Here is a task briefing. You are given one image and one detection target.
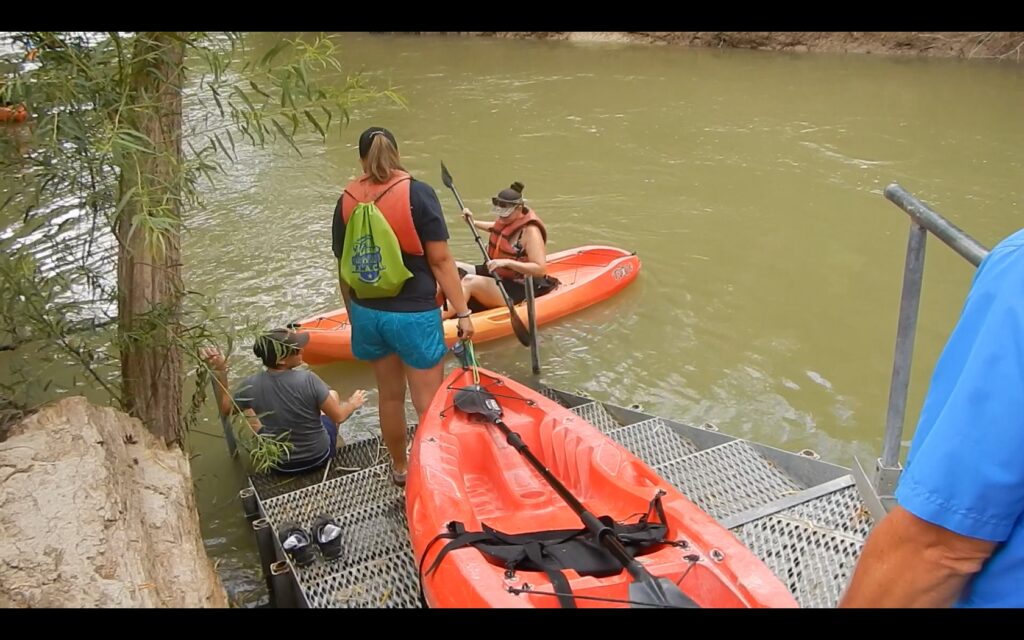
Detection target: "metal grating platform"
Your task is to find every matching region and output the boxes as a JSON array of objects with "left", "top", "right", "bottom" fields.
[
  {"left": 248, "top": 387, "right": 873, "bottom": 608},
  {"left": 606, "top": 418, "right": 699, "bottom": 466},
  {"left": 731, "top": 486, "right": 872, "bottom": 608},
  {"left": 259, "top": 464, "right": 421, "bottom": 608},
  {"left": 250, "top": 425, "right": 416, "bottom": 500},
  {"left": 304, "top": 551, "right": 421, "bottom": 608},
  {"left": 538, "top": 387, "right": 571, "bottom": 405},
  {"left": 655, "top": 440, "right": 803, "bottom": 521},
  {"left": 569, "top": 401, "right": 625, "bottom": 433}
]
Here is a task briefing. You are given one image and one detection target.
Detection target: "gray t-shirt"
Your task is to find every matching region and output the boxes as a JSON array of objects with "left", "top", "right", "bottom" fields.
[{"left": 233, "top": 368, "right": 330, "bottom": 464}]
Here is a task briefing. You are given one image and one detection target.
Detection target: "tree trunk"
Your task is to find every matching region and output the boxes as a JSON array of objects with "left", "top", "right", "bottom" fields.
[{"left": 116, "top": 33, "right": 186, "bottom": 445}]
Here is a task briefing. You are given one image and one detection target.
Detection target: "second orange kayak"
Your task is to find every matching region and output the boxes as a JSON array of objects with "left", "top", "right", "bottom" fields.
[
  {"left": 406, "top": 366, "right": 800, "bottom": 608},
  {"left": 292, "top": 245, "right": 640, "bottom": 365}
]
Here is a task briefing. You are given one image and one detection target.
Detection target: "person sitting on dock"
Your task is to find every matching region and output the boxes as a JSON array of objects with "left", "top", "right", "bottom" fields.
[
  {"left": 840, "top": 228, "right": 1024, "bottom": 608},
  {"left": 201, "top": 328, "right": 367, "bottom": 473},
  {"left": 444, "top": 181, "right": 558, "bottom": 318}
]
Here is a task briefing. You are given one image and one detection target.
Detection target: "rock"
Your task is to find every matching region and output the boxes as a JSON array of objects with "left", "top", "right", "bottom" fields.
[{"left": 0, "top": 397, "right": 228, "bottom": 607}]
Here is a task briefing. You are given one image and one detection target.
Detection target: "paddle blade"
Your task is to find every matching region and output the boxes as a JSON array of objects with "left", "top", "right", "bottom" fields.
[
  {"left": 440, "top": 161, "right": 454, "bottom": 189},
  {"left": 507, "top": 304, "right": 532, "bottom": 347},
  {"left": 453, "top": 384, "right": 503, "bottom": 422},
  {"left": 629, "top": 577, "right": 701, "bottom": 609}
]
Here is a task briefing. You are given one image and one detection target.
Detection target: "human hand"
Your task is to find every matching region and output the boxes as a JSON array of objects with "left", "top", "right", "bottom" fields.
[
  {"left": 485, "top": 259, "right": 510, "bottom": 272},
  {"left": 457, "top": 316, "right": 475, "bottom": 340},
  {"left": 347, "top": 389, "right": 368, "bottom": 409},
  {"left": 199, "top": 347, "right": 227, "bottom": 371}
]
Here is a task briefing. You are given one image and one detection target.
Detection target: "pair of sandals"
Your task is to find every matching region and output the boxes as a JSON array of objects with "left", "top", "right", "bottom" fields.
[{"left": 278, "top": 514, "right": 343, "bottom": 567}]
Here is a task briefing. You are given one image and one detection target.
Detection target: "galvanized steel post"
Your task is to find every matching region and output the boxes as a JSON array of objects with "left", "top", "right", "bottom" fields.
[{"left": 525, "top": 275, "right": 540, "bottom": 374}]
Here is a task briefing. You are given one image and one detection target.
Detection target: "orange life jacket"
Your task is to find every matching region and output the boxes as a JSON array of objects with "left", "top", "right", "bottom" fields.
[
  {"left": 339, "top": 171, "right": 423, "bottom": 256},
  {"left": 486, "top": 210, "right": 547, "bottom": 280}
]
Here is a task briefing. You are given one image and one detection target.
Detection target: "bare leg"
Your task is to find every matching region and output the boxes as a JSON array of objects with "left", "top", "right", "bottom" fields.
[
  {"left": 370, "top": 354, "right": 409, "bottom": 473},
  {"left": 441, "top": 273, "right": 478, "bottom": 320},
  {"left": 463, "top": 275, "right": 506, "bottom": 309},
  {"left": 404, "top": 360, "right": 445, "bottom": 423}
]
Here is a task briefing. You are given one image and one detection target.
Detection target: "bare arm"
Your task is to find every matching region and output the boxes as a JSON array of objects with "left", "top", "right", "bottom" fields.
[
  {"left": 425, "top": 239, "right": 475, "bottom": 338},
  {"left": 321, "top": 389, "right": 368, "bottom": 425},
  {"left": 242, "top": 408, "right": 261, "bottom": 433},
  {"left": 839, "top": 505, "right": 996, "bottom": 607},
  {"left": 487, "top": 225, "right": 547, "bottom": 278},
  {"left": 200, "top": 347, "right": 236, "bottom": 417}
]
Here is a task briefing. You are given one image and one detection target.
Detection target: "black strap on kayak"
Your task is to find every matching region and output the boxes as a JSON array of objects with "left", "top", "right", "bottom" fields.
[
  {"left": 418, "top": 492, "right": 677, "bottom": 608},
  {"left": 522, "top": 541, "right": 576, "bottom": 608}
]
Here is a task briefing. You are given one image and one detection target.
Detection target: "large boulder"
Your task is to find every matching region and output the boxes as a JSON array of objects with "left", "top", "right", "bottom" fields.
[{"left": 0, "top": 397, "right": 228, "bottom": 607}]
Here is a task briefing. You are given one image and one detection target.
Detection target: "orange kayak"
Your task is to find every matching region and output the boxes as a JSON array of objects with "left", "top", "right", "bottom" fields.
[
  {"left": 0, "top": 104, "right": 28, "bottom": 124},
  {"left": 406, "top": 366, "right": 799, "bottom": 608},
  {"left": 292, "top": 245, "right": 640, "bottom": 365}
]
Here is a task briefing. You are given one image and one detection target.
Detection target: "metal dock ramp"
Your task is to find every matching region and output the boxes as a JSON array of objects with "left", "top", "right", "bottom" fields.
[{"left": 246, "top": 384, "right": 872, "bottom": 608}]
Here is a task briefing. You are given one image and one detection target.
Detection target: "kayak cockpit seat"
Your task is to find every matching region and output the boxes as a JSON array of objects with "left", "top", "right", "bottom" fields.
[{"left": 420, "top": 491, "right": 678, "bottom": 608}]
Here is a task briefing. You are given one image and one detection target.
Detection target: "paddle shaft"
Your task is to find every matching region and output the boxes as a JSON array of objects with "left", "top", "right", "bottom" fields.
[
  {"left": 440, "top": 162, "right": 531, "bottom": 346},
  {"left": 491, "top": 416, "right": 653, "bottom": 583},
  {"left": 446, "top": 183, "right": 521, "bottom": 307},
  {"left": 446, "top": 184, "right": 496, "bottom": 269}
]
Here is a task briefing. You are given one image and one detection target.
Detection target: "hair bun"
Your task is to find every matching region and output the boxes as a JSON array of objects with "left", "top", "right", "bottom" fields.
[{"left": 510, "top": 181, "right": 525, "bottom": 193}]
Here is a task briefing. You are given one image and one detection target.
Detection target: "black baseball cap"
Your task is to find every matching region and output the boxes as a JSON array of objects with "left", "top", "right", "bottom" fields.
[
  {"left": 358, "top": 126, "right": 398, "bottom": 159},
  {"left": 491, "top": 183, "right": 526, "bottom": 217},
  {"left": 253, "top": 328, "right": 310, "bottom": 367}
]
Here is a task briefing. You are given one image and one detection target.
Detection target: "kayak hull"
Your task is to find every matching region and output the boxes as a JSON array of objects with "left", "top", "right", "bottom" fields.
[
  {"left": 293, "top": 245, "right": 641, "bottom": 365},
  {"left": 405, "top": 367, "right": 800, "bottom": 609}
]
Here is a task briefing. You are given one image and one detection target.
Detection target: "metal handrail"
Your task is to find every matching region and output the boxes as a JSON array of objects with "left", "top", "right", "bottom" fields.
[
  {"left": 884, "top": 184, "right": 988, "bottom": 267},
  {"left": 865, "top": 184, "right": 990, "bottom": 506}
]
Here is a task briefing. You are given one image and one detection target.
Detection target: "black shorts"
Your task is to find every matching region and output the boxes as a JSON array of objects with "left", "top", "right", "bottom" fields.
[{"left": 472, "top": 264, "right": 559, "bottom": 305}]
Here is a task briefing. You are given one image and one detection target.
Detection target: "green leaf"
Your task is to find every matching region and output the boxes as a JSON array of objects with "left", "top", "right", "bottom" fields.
[
  {"left": 304, "top": 109, "right": 325, "bottom": 138},
  {"left": 210, "top": 87, "right": 225, "bottom": 118},
  {"left": 213, "top": 133, "right": 233, "bottom": 162},
  {"left": 248, "top": 80, "right": 272, "bottom": 100},
  {"left": 259, "top": 39, "right": 290, "bottom": 68},
  {"left": 280, "top": 77, "right": 291, "bottom": 109},
  {"left": 320, "top": 105, "right": 333, "bottom": 133},
  {"left": 231, "top": 85, "right": 256, "bottom": 112},
  {"left": 113, "top": 186, "right": 138, "bottom": 218},
  {"left": 115, "top": 130, "right": 155, "bottom": 155},
  {"left": 270, "top": 119, "right": 302, "bottom": 156},
  {"left": 255, "top": 119, "right": 267, "bottom": 146}
]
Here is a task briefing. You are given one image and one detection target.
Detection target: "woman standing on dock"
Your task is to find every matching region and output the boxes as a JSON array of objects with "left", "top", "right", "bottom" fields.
[{"left": 332, "top": 126, "right": 474, "bottom": 487}]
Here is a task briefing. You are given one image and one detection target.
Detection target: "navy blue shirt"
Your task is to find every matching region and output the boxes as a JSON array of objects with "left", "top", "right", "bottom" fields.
[{"left": 332, "top": 177, "right": 449, "bottom": 312}]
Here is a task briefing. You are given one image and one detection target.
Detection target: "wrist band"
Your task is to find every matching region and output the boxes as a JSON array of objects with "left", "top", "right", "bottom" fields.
[{"left": 456, "top": 311, "right": 472, "bottom": 319}]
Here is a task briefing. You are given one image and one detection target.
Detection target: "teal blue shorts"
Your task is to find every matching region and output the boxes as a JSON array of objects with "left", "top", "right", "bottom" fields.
[{"left": 348, "top": 301, "right": 447, "bottom": 369}]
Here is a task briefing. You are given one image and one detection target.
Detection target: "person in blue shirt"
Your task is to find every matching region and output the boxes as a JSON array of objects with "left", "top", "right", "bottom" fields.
[{"left": 840, "top": 228, "right": 1024, "bottom": 608}]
